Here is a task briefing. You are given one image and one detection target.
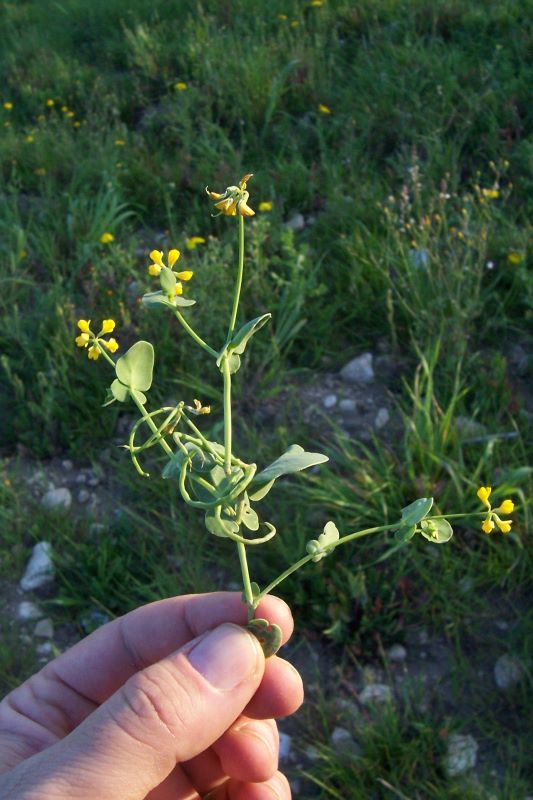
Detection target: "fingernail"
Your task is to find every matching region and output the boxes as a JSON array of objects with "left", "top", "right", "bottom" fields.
[{"left": 188, "top": 623, "right": 261, "bottom": 690}]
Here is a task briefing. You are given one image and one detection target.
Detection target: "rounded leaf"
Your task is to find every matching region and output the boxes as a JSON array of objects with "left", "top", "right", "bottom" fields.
[
  {"left": 115, "top": 341, "right": 154, "bottom": 391},
  {"left": 419, "top": 518, "right": 453, "bottom": 544},
  {"left": 400, "top": 497, "right": 434, "bottom": 527}
]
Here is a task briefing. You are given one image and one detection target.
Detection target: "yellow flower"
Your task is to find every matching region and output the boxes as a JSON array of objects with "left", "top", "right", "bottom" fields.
[
  {"left": 150, "top": 250, "right": 164, "bottom": 267},
  {"left": 175, "top": 82, "right": 188, "bottom": 91},
  {"left": 103, "top": 337, "right": 119, "bottom": 353},
  {"left": 46, "top": 99, "right": 55, "bottom": 107},
  {"left": 290, "top": 20, "right": 299, "bottom": 27},
  {"left": 310, "top": 0, "right": 323, "bottom": 5},
  {"left": 147, "top": 249, "right": 182, "bottom": 275},
  {"left": 206, "top": 173, "right": 255, "bottom": 217},
  {"left": 259, "top": 201, "right": 273, "bottom": 212},
  {"left": 101, "top": 319, "right": 116, "bottom": 334},
  {"left": 77, "top": 319, "right": 91, "bottom": 333},
  {"left": 61, "top": 105, "right": 68, "bottom": 113},
  {"left": 186, "top": 236, "right": 206, "bottom": 250},
  {"left": 75, "top": 333, "right": 90, "bottom": 348},
  {"left": 34, "top": 167, "right": 46, "bottom": 176},
  {"left": 496, "top": 499, "right": 514, "bottom": 515},
  {"left": 73, "top": 121, "right": 81, "bottom": 128},
  {"left": 482, "top": 188, "right": 499, "bottom": 199},
  {"left": 482, "top": 519, "right": 495, "bottom": 534},
  {"left": 277, "top": 14, "right": 288, "bottom": 20},
  {"left": 507, "top": 252, "right": 523, "bottom": 265},
  {"left": 476, "top": 486, "right": 491, "bottom": 506},
  {"left": 477, "top": 487, "right": 515, "bottom": 536},
  {"left": 176, "top": 270, "right": 193, "bottom": 281},
  {"left": 175, "top": 283, "right": 183, "bottom": 296},
  {"left": 25, "top": 135, "right": 34, "bottom": 143},
  {"left": 494, "top": 517, "right": 512, "bottom": 534},
  {"left": 100, "top": 232, "right": 114, "bottom": 244},
  {"left": 3, "top": 102, "right": 13, "bottom": 110},
  {"left": 87, "top": 346, "right": 100, "bottom": 361},
  {"left": 190, "top": 398, "right": 211, "bottom": 415},
  {"left": 318, "top": 103, "right": 332, "bottom": 114},
  {"left": 168, "top": 249, "right": 180, "bottom": 267},
  {"left": 114, "top": 138, "right": 125, "bottom": 146}
]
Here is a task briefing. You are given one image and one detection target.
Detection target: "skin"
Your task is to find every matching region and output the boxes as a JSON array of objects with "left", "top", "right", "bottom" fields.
[{"left": 0, "top": 592, "right": 304, "bottom": 800}]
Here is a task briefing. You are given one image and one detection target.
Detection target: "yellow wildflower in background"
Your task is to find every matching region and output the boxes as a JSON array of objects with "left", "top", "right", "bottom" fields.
[
  {"left": 482, "top": 188, "right": 499, "bottom": 199},
  {"left": 186, "top": 236, "right": 206, "bottom": 250},
  {"left": 100, "top": 232, "right": 114, "bottom": 244},
  {"left": 34, "top": 168, "right": 46, "bottom": 176},
  {"left": 310, "top": 0, "right": 323, "bottom": 6},
  {"left": 3, "top": 102, "right": 13, "bottom": 110},
  {"left": 175, "top": 82, "right": 188, "bottom": 91},
  {"left": 318, "top": 104, "right": 332, "bottom": 114},
  {"left": 46, "top": 99, "right": 55, "bottom": 107},
  {"left": 507, "top": 252, "right": 524, "bottom": 265},
  {"left": 477, "top": 486, "right": 515, "bottom": 535},
  {"left": 277, "top": 14, "right": 288, "bottom": 20},
  {"left": 25, "top": 135, "right": 34, "bottom": 143},
  {"left": 259, "top": 201, "right": 273, "bottom": 212}
]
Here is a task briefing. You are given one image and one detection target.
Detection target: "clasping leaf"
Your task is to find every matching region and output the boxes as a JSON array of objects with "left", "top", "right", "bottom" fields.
[{"left": 306, "top": 521, "right": 340, "bottom": 562}]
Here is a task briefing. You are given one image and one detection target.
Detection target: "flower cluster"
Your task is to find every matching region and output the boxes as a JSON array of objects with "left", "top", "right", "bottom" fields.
[
  {"left": 477, "top": 486, "right": 514, "bottom": 534},
  {"left": 75, "top": 319, "right": 119, "bottom": 360},
  {"left": 147, "top": 249, "right": 193, "bottom": 296},
  {"left": 206, "top": 173, "right": 255, "bottom": 217}
]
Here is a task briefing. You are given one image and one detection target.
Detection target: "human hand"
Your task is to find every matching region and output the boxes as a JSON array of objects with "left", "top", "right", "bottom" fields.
[{"left": 0, "top": 592, "right": 303, "bottom": 799}]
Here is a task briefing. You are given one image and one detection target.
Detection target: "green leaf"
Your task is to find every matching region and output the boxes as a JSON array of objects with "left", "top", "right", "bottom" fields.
[
  {"left": 216, "top": 315, "right": 271, "bottom": 374},
  {"left": 306, "top": 520, "right": 340, "bottom": 562},
  {"left": 115, "top": 341, "right": 154, "bottom": 392},
  {"left": 394, "top": 524, "right": 416, "bottom": 543},
  {"left": 249, "top": 478, "right": 275, "bottom": 502},
  {"left": 159, "top": 266, "right": 176, "bottom": 294},
  {"left": 253, "top": 444, "right": 329, "bottom": 485},
  {"left": 419, "top": 518, "right": 453, "bottom": 544},
  {"left": 204, "top": 508, "right": 240, "bottom": 538},
  {"left": 226, "top": 353, "right": 241, "bottom": 374},
  {"left": 230, "top": 313, "right": 271, "bottom": 355},
  {"left": 102, "top": 387, "right": 117, "bottom": 407},
  {"left": 400, "top": 497, "right": 434, "bottom": 527},
  {"left": 142, "top": 291, "right": 196, "bottom": 309},
  {"left": 241, "top": 497, "right": 259, "bottom": 531},
  {"left": 110, "top": 379, "right": 129, "bottom": 402},
  {"left": 241, "top": 581, "right": 261, "bottom": 606},
  {"left": 247, "top": 618, "right": 282, "bottom": 658}
]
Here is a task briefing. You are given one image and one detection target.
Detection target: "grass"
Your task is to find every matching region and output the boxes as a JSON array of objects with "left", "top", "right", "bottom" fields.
[{"left": 0, "top": 0, "right": 531, "bottom": 796}]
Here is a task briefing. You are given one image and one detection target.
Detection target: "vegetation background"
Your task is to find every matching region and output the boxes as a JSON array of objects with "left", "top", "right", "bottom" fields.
[{"left": 0, "top": 0, "right": 531, "bottom": 797}]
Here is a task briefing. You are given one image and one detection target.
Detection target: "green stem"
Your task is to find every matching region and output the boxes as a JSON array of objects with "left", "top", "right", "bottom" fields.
[
  {"left": 237, "top": 541, "right": 254, "bottom": 617},
  {"left": 130, "top": 392, "right": 174, "bottom": 457},
  {"left": 222, "top": 356, "right": 232, "bottom": 474},
  {"left": 174, "top": 310, "right": 218, "bottom": 358},
  {"left": 258, "top": 523, "right": 398, "bottom": 601},
  {"left": 228, "top": 214, "right": 245, "bottom": 338}
]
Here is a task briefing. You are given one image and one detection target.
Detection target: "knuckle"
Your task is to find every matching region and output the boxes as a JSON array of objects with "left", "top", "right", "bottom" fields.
[{"left": 119, "top": 663, "right": 194, "bottom": 744}]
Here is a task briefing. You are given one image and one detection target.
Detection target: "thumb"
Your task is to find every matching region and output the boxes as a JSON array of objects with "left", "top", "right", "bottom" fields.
[{"left": 4, "top": 624, "right": 264, "bottom": 800}]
